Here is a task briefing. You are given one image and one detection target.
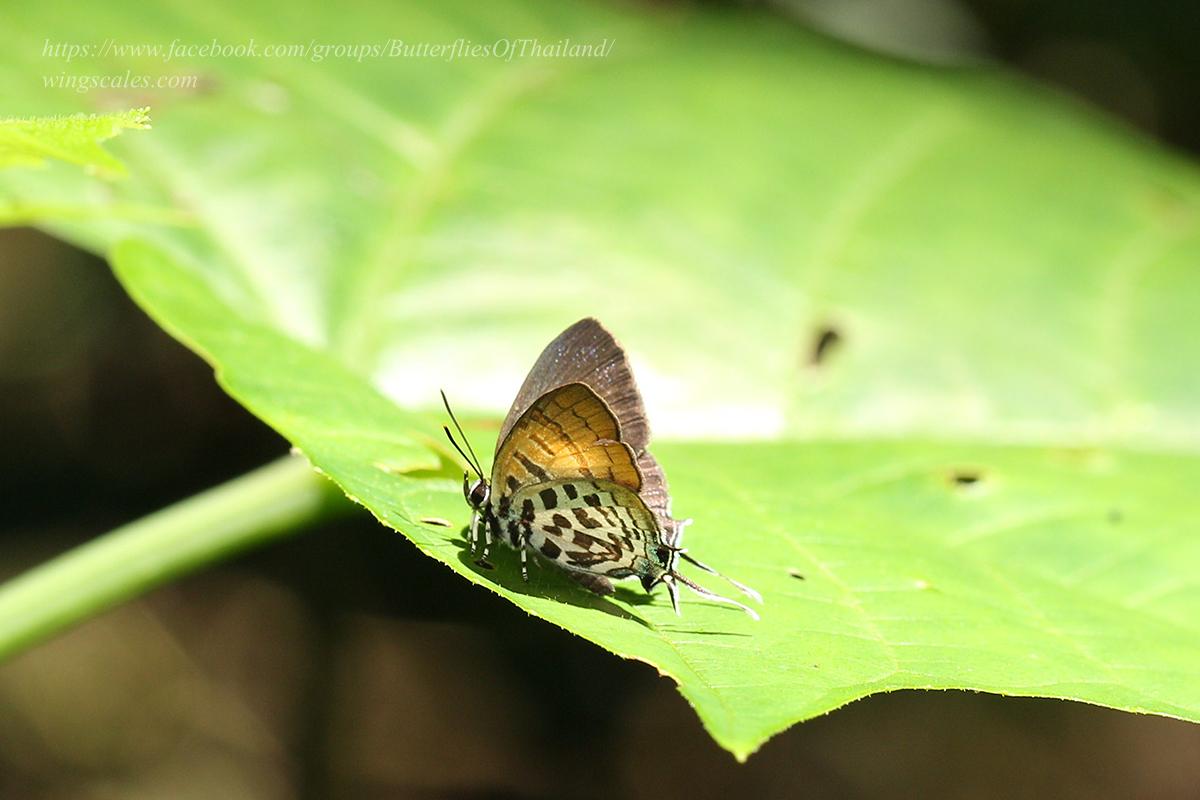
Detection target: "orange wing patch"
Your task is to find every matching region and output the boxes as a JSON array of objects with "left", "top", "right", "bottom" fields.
[{"left": 491, "top": 383, "right": 642, "bottom": 495}]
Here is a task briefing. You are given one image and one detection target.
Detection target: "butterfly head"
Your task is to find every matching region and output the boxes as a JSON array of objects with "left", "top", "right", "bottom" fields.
[
  {"left": 463, "top": 474, "right": 490, "bottom": 510},
  {"left": 638, "top": 522, "right": 763, "bottom": 620},
  {"left": 634, "top": 542, "right": 683, "bottom": 611},
  {"left": 638, "top": 518, "right": 692, "bottom": 586}
]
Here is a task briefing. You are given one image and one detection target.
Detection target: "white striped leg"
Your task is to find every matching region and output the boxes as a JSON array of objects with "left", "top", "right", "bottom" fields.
[
  {"left": 476, "top": 512, "right": 495, "bottom": 568},
  {"left": 520, "top": 525, "right": 532, "bottom": 581}
]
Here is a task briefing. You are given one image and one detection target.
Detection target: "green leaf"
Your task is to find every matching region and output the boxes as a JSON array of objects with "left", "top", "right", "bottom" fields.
[
  {"left": 0, "top": 107, "right": 168, "bottom": 225},
  {"left": 0, "top": 107, "right": 150, "bottom": 176},
  {"left": 3, "top": 0, "right": 1200, "bottom": 759}
]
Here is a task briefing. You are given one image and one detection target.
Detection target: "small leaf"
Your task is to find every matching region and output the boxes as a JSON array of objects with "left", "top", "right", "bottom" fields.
[{"left": 0, "top": 107, "right": 150, "bottom": 177}]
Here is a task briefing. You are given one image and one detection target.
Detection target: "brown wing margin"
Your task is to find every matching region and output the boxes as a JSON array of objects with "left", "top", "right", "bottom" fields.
[
  {"left": 637, "top": 450, "right": 681, "bottom": 544},
  {"left": 497, "top": 318, "right": 651, "bottom": 453},
  {"left": 490, "top": 383, "right": 642, "bottom": 495}
]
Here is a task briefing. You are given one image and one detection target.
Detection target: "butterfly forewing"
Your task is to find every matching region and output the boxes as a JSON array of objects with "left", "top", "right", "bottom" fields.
[
  {"left": 498, "top": 319, "right": 651, "bottom": 452},
  {"left": 490, "top": 382, "right": 642, "bottom": 496}
]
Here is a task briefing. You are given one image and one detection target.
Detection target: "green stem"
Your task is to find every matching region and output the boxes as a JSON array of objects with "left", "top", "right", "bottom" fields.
[{"left": 0, "top": 454, "right": 349, "bottom": 662}]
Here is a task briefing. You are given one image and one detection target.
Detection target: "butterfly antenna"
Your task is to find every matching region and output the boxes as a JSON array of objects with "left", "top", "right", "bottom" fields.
[
  {"left": 678, "top": 552, "right": 763, "bottom": 604},
  {"left": 671, "top": 572, "right": 759, "bottom": 620},
  {"left": 440, "top": 390, "right": 484, "bottom": 477},
  {"left": 442, "top": 426, "right": 483, "bottom": 479}
]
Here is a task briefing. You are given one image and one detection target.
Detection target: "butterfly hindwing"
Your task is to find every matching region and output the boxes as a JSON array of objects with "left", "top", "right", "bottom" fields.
[
  {"left": 491, "top": 382, "right": 642, "bottom": 497},
  {"left": 500, "top": 479, "right": 658, "bottom": 579}
]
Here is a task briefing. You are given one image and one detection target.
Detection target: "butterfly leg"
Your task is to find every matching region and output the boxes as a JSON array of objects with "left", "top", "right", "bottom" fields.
[
  {"left": 474, "top": 512, "right": 498, "bottom": 569},
  {"left": 467, "top": 510, "right": 480, "bottom": 554},
  {"left": 519, "top": 524, "right": 534, "bottom": 581}
]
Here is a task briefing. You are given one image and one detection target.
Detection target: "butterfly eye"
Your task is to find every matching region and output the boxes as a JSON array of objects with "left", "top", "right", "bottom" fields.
[{"left": 654, "top": 545, "right": 672, "bottom": 565}]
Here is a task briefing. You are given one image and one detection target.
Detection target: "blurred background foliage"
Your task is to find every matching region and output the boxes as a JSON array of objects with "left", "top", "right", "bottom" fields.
[{"left": 3, "top": 0, "right": 1200, "bottom": 797}]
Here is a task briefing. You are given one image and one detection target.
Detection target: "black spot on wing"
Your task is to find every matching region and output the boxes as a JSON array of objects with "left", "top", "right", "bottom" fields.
[
  {"left": 563, "top": 483, "right": 579, "bottom": 500},
  {"left": 566, "top": 550, "right": 608, "bottom": 568},
  {"left": 572, "top": 507, "right": 602, "bottom": 529},
  {"left": 539, "top": 487, "right": 558, "bottom": 509},
  {"left": 572, "top": 531, "right": 600, "bottom": 549},
  {"left": 540, "top": 539, "right": 562, "bottom": 559}
]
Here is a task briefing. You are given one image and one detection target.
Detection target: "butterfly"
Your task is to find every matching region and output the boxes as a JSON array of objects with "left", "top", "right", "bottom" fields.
[{"left": 442, "top": 318, "right": 760, "bottom": 619}]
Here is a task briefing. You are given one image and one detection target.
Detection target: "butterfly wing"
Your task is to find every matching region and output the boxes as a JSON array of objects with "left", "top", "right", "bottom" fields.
[
  {"left": 490, "top": 382, "right": 642, "bottom": 497},
  {"left": 509, "top": 479, "right": 660, "bottom": 582},
  {"left": 496, "top": 318, "right": 678, "bottom": 533},
  {"left": 498, "top": 318, "right": 651, "bottom": 452},
  {"left": 635, "top": 451, "right": 682, "bottom": 545}
]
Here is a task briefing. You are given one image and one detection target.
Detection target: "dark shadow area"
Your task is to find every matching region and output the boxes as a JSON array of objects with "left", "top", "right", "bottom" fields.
[{"left": 450, "top": 531, "right": 652, "bottom": 627}]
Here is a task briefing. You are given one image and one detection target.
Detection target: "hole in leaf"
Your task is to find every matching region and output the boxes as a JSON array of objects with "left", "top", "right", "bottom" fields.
[
  {"left": 947, "top": 468, "right": 987, "bottom": 491},
  {"left": 808, "top": 324, "right": 843, "bottom": 367}
]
